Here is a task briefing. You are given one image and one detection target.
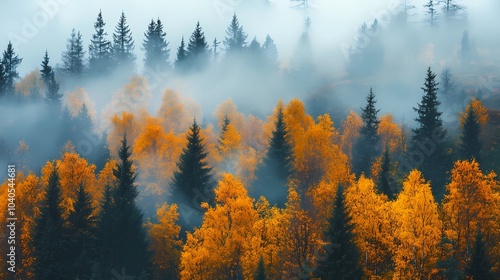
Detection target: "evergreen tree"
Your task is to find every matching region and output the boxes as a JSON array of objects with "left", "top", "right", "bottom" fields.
[
  {"left": 466, "top": 229, "right": 493, "bottom": 279},
  {"left": 314, "top": 187, "right": 363, "bottom": 279},
  {"left": 112, "top": 12, "right": 136, "bottom": 67},
  {"left": 142, "top": 18, "right": 170, "bottom": 71},
  {"left": 212, "top": 38, "right": 220, "bottom": 61},
  {"left": 175, "top": 36, "right": 187, "bottom": 71},
  {"left": 0, "top": 62, "right": 5, "bottom": 96},
  {"left": 95, "top": 184, "right": 114, "bottom": 279},
  {"left": 353, "top": 88, "right": 380, "bottom": 177},
  {"left": 248, "top": 37, "right": 262, "bottom": 57},
  {"left": 1, "top": 41, "right": 22, "bottom": 96},
  {"left": 439, "top": 67, "right": 456, "bottom": 97},
  {"left": 61, "top": 29, "right": 85, "bottom": 75},
  {"left": 252, "top": 105, "right": 293, "bottom": 206},
  {"left": 173, "top": 119, "right": 214, "bottom": 208},
  {"left": 223, "top": 14, "right": 248, "bottom": 54},
  {"left": 459, "top": 30, "right": 474, "bottom": 63},
  {"left": 254, "top": 256, "right": 268, "bottom": 280},
  {"left": 442, "top": 0, "right": 465, "bottom": 21},
  {"left": 424, "top": 0, "right": 438, "bottom": 26},
  {"left": 89, "top": 10, "right": 111, "bottom": 74},
  {"left": 66, "top": 183, "right": 96, "bottom": 280},
  {"left": 217, "top": 114, "right": 231, "bottom": 150},
  {"left": 32, "top": 165, "right": 67, "bottom": 280},
  {"left": 106, "top": 135, "right": 150, "bottom": 278},
  {"left": 436, "top": 235, "right": 464, "bottom": 279},
  {"left": 377, "top": 146, "right": 394, "bottom": 199},
  {"left": 40, "top": 51, "right": 62, "bottom": 106},
  {"left": 186, "top": 22, "right": 209, "bottom": 69},
  {"left": 412, "top": 67, "right": 447, "bottom": 201},
  {"left": 262, "top": 35, "right": 279, "bottom": 70},
  {"left": 461, "top": 102, "right": 481, "bottom": 163}
]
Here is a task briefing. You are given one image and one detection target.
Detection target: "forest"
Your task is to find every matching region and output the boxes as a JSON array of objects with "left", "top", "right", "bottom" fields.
[{"left": 0, "top": 0, "right": 500, "bottom": 279}]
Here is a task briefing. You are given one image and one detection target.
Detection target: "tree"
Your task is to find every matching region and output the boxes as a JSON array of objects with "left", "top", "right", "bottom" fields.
[
  {"left": 412, "top": 67, "right": 447, "bottom": 201},
  {"left": 61, "top": 29, "right": 85, "bottom": 75},
  {"left": 32, "top": 165, "right": 67, "bottom": 280},
  {"left": 89, "top": 10, "right": 111, "bottom": 74},
  {"left": 466, "top": 229, "right": 493, "bottom": 279},
  {"left": 40, "top": 51, "right": 61, "bottom": 106},
  {"left": 442, "top": 0, "right": 465, "bottom": 21},
  {"left": 424, "top": 0, "right": 438, "bottom": 26},
  {"left": 377, "top": 146, "right": 394, "bottom": 199},
  {"left": 0, "top": 62, "right": 6, "bottom": 96},
  {"left": 95, "top": 184, "right": 114, "bottom": 279},
  {"left": 143, "top": 18, "right": 170, "bottom": 72},
  {"left": 223, "top": 13, "right": 248, "bottom": 55},
  {"left": 254, "top": 256, "right": 268, "bottom": 280},
  {"left": 262, "top": 35, "right": 279, "bottom": 69},
  {"left": 172, "top": 119, "right": 214, "bottom": 217},
  {"left": 175, "top": 36, "right": 187, "bottom": 71},
  {"left": 1, "top": 41, "right": 22, "bottom": 96},
  {"left": 112, "top": 12, "right": 136, "bottom": 67},
  {"left": 460, "top": 100, "right": 482, "bottom": 162},
  {"left": 253, "top": 103, "right": 293, "bottom": 206},
  {"left": 459, "top": 30, "right": 474, "bottom": 63},
  {"left": 66, "top": 183, "right": 96, "bottom": 280},
  {"left": 212, "top": 38, "right": 220, "bottom": 61},
  {"left": 315, "top": 186, "right": 363, "bottom": 279},
  {"left": 353, "top": 88, "right": 380, "bottom": 177},
  {"left": 186, "top": 21, "right": 209, "bottom": 69},
  {"left": 439, "top": 67, "right": 456, "bottom": 97}
]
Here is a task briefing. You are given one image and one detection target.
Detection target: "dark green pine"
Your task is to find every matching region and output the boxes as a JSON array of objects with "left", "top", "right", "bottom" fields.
[
  {"left": 461, "top": 104, "right": 482, "bottom": 163},
  {"left": 254, "top": 256, "right": 268, "bottom": 280}
]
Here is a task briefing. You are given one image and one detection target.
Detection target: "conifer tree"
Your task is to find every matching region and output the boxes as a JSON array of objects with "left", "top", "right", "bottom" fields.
[
  {"left": 461, "top": 101, "right": 481, "bottom": 163},
  {"left": 254, "top": 256, "right": 268, "bottom": 280},
  {"left": 377, "top": 146, "right": 394, "bottom": 199},
  {"left": 32, "top": 165, "right": 67, "bottom": 280},
  {"left": 175, "top": 36, "right": 187, "bottom": 71},
  {"left": 1, "top": 41, "right": 22, "bottom": 96},
  {"left": 0, "top": 62, "right": 5, "bottom": 96},
  {"left": 466, "top": 229, "right": 493, "bottom": 279},
  {"left": 212, "top": 38, "right": 220, "bottom": 61},
  {"left": 262, "top": 35, "right": 279, "bottom": 69},
  {"left": 95, "top": 184, "right": 114, "bottom": 279},
  {"left": 412, "top": 67, "right": 447, "bottom": 201},
  {"left": 353, "top": 88, "right": 380, "bottom": 177},
  {"left": 40, "top": 51, "right": 61, "bottom": 106},
  {"left": 61, "top": 29, "right": 85, "bottom": 75},
  {"left": 223, "top": 14, "right": 247, "bottom": 54},
  {"left": 89, "top": 10, "right": 111, "bottom": 74},
  {"left": 186, "top": 22, "right": 209, "bottom": 69},
  {"left": 217, "top": 114, "right": 231, "bottom": 149},
  {"left": 142, "top": 18, "right": 170, "bottom": 71},
  {"left": 112, "top": 12, "right": 136, "bottom": 67},
  {"left": 314, "top": 187, "right": 363, "bottom": 279}
]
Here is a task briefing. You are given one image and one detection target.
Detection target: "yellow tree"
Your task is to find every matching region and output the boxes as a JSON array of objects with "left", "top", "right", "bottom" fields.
[
  {"left": 180, "top": 174, "right": 258, "bottom": 280},
  {"left": 392, "top": 170, "right": 442, "bottom": 279},
  {"left": 15, "top": 69, "right": 44, "bottom": 99},
  {"left": 148, "top": 203, "right": 182, "bottom": 279},
  {"left": 378, "top": 113, "right": 404, "bottom": 154},
  {"left": 340, "top": 111, "right": 363, "bottom": 161},
  {"left": 217, "top": 122, "right": 242, "bottom": 174},
  {"left": 214, "top": 98, "right": 245, "bottom": 132},
  {"left": 442, "top": 160, "right": 500, "bottom": 271},
  {"left": 64, "top": 87, "right": 97, "bottom": 120},
  {"left": 345, "top": 175, "right": 394, "bottom": 277},
  {"left": 107, "top": 112, "right": 141, "bottom": 158},
  {"left": 459, "top": 98, "right": 488, "bottom": 127},
  {"left": 157, "top": 89, "right": 190, "bottom": 134}
]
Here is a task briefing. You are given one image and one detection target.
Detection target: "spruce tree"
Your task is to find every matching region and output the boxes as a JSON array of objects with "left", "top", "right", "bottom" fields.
[
  {"left": 223, "top": 14, "right": 247, "bottom": 54},
  {"left": 186, "top": 22, "right": 209, "bottom": 69},
  {"left": 252, "top": 105, "right": 293, "bottom": 206},
  {"left": 377, "top": 146, "right": 394, "bottom": 199},
  {"left": 95, "top": 184, "right": 114, "bottom": 279},
  {"left": 412, "top": 67, "right": 447, "bottom": 201},
  {"left": 107, "top": 135, "right": 150, "bottom": 278},
  {"left": 0, "top": 63, "right": 5, "bottom": 96},
  {"left": 175, "top": 36, "right": 187, "bottom": 71},
  {"left": 314, "top": 187, "right": 363, "bottom": 279},
  {"left": 61, "top": 29, "right": 85, "bottom": 75},
  {"left": 461, "top": 102, "right": 481, "bottom": 163},
  {"left": 112, "top": 12, "right": 136, "bottom": 67},
  {"left": 173, "top": 119, "right": 214, "bottom": 208},
  {"left": 143, "top": 18, "right": 170, "bottom": 72},
  {"left": 254, "top": 256, "right": 268, "bottom": 280},
  {"left": 353, "top": 88, "right": 380, "bottom": 177},
  {"left": 262, "top": 35, "right": 279, "bottom": 70},
  {"left": 217, "top": 114, "right": 231, "bottom": 148},
  {"left": 89, "top": 10, "right": 111, "bottom": 74},
  {"left": 424, "top": 0, "right": 438, "bottom": 26},
  {"left": 1, "top": 41, "right": 22, "bottom": 96},
  {"left": 32, "top": 165, "right": 67, "bottom": 280},
  {"left": 40, "top": 51, "right": 62, "bottom": 106},
  {"left": 466, "top": 229, "right": 493, "bottom": 279},
  {"left": 66, "top": 183, "right": 96, "bottom": 280},
  {"left": 212, "top": 38, "right": 220, "bottom": 61}
]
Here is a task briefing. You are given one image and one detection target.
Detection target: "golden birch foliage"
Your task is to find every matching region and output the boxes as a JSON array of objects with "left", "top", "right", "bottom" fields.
[
  {"left": 180, "top": 174, "right": 258, "bottom": 280},
  {"left": 96, "top": 159, "right": 118, "bottom": 204},
  {"left": 345, "top": 175, "right": 394, "bottom": 277},
  {"left": 15, "top": 69, "right": 44, "bottom": 98},
  {"left": 459, "top": 98, "right": 489, "bottom": 127},
  {"left": 284, "top": 98, "right": 314, "bottom": 147},
  {"left": 214, "top": 98, "right": 245, "bottom": 132},
  {"left": 392, "top": 170, "right": 441, "bottom": 279},
  {"left": 107, "top": 112, "right": 141, "bottom": 158},
  {"left": 442, "top": 160, "right": 500, "bottom": 270},
  {"left": 263, "top": 99, "right": 286, "bottom": 141},
  {"left": 148, "top": 203, "right": 182, "bottom": 279},
  {"left": 64, "top": 87, "right": 97, "bottom": 120},
  {"left": 378, "top": 113, "right": 404, "bottom": 154},
  {"left": 218, "top": 123, "right": 241, "bottom": 155},
  {"left": 157, "top": 89, "right": 190, "bottom": 134},
  {"left": 308, "top": 180, "right": 337, "bottom": 230},
  {"left": 243, "top": 115, "right": 267, "bottom": 153},
  {"left": 340, "top": 111, "right": 363, "bottom": 161}
]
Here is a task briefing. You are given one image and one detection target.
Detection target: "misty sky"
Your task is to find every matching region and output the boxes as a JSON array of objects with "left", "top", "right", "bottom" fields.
[{"left": 0, "top": 0, "right": 497, "bottom": 76}]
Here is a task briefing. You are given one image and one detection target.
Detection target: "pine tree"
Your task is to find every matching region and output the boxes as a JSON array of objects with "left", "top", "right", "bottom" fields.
[
  {"left": 461, "top": 101, "right": 481, "bottom": 163},
  {"left": 412, "top": 67, "right": 447, "bottom": 201},
  {"left": 459, "top": 30, "right": 473, "bottom": 63},
  {"left": 377, "top": 146, "right": 394, "bottom": 199},
  {"left": 61, "top": 29, "right": 85, "bottom": 75},
  {"left": 249, "top": 37, "right": 262, "bottom": 57},
  {"left": 66, "top": 183, "right": 96, "bottom": 280},
  {"left": 436, "top": 235, "right": 464, "bottom": 280},
  {"left": 107, "top": 135, "right": 151, "bottom": 278},
  {"left": 186, "top": 22, "right": 209, "bottom": 68},
  {"left": 223, "top": 13, "right": 247, "bottom": 54},
  {"left": 95, "top": 184, "right": 114, "bottom": 279},
  {"left": 262, "top": 35, "right": 279, "bottom": 69},
  {"left": 175, "top": 36, "right": 187, "bottom": 71},
  {"left": 314, "top": 187, "right": 363, "bottom": 279},
  {"left": 217, "top": 114, "right": 231, "bottom": 148},
  {"left": 466, "top": 229, "right": 493, "bottom": 279},
  {"left": 89, "top": 10, "right": 111, "bottom": 74},
  {"left": 142, "top": 18, "right": 170, "bottom": 71},
  {"left": 442, "top": 0, "right": 465, "bottom": 21},
  {"left": 173, "top": 119, "right": 214, "bottom": 208},
  {"left": 1, "top": 41, "right": 22, "bottom": 96},
  {"left": 112, "top": 12, "right": 136, "bottom": 67},
  {"left": 0, "top": 62, "right": 5, "bottom": 96},
  {"left": 252, "top": 104, "right": 293, "bottom": 206},
  {"left": 32, "top": 165, "right": 67, "bottom": 280},
  {"left": 254, "top": 256, "right": 268, "bottom": 280},
  {"left": 424, "top": 0, "right": 438, "bottom": 26},
  {"left": 212, "top": 38, "right": 220, "bottom": 61},
  {"left": 353, "top": 88, "right": 380, "bottom": 177},
  {"left": 40, "top": 51, "right": 62, "bottom": 106}
]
